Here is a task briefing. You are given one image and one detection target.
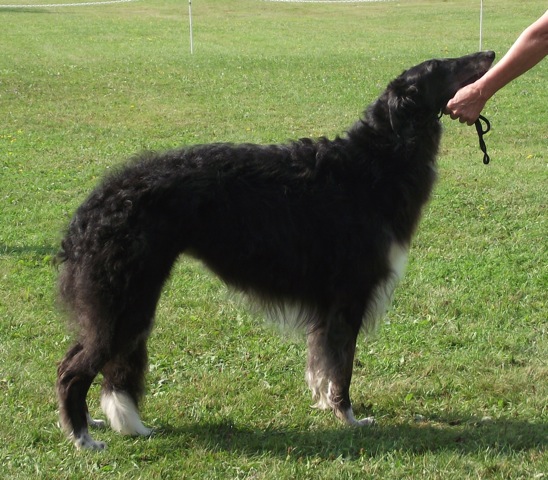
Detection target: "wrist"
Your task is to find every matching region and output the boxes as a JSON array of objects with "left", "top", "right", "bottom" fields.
[{"left": 474, "top": 77, "right": 495, "bottom": 103}]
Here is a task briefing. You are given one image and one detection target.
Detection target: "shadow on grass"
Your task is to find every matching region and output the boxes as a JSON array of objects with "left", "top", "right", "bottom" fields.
[
  {"left": 154, "top": 417, "right": 547, "bottom": 459},
  {"left": 0, "top": 243, "right": 59, "bottom": 256},
  {"left": 0, "top": 244, "right": 57, "bottom": 258},
  {"left": 0, "top": 8, "right": 51, "bottom": 13}
]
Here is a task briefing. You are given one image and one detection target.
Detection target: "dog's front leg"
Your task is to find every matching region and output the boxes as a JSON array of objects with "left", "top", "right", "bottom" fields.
[{"left": 305, "top": 311, "right": 374, "bottom": 427}]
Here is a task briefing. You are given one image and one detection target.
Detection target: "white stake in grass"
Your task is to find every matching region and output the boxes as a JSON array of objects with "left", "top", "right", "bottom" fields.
[
  {"left": 479, "top": 0, "right": 484, "bottom": 50},
  {"left": 189, "top": 0, "right": 194, "bottom": 54}
]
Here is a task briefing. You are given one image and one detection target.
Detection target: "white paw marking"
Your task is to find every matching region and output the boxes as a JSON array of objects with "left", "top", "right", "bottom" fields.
[
  {"left": 73, "top": 431, "right": 107, "bottom": 451},
  {"left": 101, "top": 391, "right": 152, "bottom": 436},
  {"left": 364, "top": 241, "right": 408, "bottom": 333},
  {"left": 337, "top": 407, "right": 376, "bottom": 427}
]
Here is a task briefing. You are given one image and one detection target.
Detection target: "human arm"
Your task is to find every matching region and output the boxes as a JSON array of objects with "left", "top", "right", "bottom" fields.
[{"left": 446, "top": 10, "right": 548, "bottom": 125}]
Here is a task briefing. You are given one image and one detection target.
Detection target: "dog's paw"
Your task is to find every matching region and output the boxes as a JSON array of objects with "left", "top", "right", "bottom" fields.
[
  {"left": 73, "top": 432, "right": 107, "bottom": 451},
  {"left": 336, "top": 407, "right": 376, "bottom": 427},
  {"left": 352, "top": 415, "right": 376, "bottom": 427},
  {"left": 87, "top": 413, "right": 107, "bottom": 429}
]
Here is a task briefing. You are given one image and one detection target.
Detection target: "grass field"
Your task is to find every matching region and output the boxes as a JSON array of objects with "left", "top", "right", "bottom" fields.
[{"left": 1, "top": 0, "right": 546, "bottom": 478}]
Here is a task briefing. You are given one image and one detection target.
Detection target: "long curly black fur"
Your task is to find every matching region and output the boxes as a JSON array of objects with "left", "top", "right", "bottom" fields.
[{"left": 56, "top": 51, "right": 495, "bottom": 450}]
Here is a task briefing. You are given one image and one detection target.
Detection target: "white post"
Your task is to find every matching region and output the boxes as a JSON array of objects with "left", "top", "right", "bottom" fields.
[
  {"left": 479, "top": 0, "right": 484, "bottom": 50},
  {"left": 189, "top": 0, "right": 194, "bottom": 54}
]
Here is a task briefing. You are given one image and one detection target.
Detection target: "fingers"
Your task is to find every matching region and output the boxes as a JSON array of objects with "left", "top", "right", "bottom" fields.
[{"left": 445, "top": 105, "right": 478, "bottom": 125}]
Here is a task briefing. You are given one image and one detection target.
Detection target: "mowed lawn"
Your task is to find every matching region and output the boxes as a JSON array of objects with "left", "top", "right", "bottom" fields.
[{"left": 0, "top": 0, "right": 546, "bottom": 478}]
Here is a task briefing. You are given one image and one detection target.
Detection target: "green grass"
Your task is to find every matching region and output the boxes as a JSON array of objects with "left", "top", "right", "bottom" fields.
[{"left": 1, "top": 0, "right": 546, "bottom": 477}]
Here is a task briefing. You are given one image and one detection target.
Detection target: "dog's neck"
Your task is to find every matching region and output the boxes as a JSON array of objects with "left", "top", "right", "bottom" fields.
[{"left": 348, "top": 99, "right": 442, "bottom": 158}]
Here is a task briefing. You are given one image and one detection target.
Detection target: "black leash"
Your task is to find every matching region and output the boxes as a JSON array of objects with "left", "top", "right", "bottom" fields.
[{"left": 474, "top": 114, "right": 491, "bottom": 165}]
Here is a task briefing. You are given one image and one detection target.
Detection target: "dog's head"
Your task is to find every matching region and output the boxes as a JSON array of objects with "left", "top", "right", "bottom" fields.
[{"left": 387, "top": 51, "right": 495, "bottom": 133}]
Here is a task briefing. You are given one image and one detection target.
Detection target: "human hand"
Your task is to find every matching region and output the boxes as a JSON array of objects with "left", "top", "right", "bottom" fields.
[{"left": 445, "top": 83, "right": 488, "bottom": 126}]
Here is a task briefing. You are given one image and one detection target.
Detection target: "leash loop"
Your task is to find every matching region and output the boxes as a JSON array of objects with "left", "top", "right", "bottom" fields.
[{"left": 475, "top": 114, "right": 491, "bottom": 165}]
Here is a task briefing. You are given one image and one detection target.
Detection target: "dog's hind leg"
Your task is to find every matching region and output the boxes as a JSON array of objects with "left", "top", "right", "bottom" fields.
[
  {"left": 97, "top": 257, "right": 175, "bottom": 437},
  {"left": 100, "top": 336, "right": 152, "bottom": 437},
  {"left": 305, "top": 306, "right": 375, "bottom": 427},
  {"left": 57, "top": 342, "right": 110, "bottom": 450}
]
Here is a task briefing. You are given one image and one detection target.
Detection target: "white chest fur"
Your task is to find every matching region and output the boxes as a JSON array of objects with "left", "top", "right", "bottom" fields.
[{"left": 363, "top": 241, "right": 409, "bottom": 333}]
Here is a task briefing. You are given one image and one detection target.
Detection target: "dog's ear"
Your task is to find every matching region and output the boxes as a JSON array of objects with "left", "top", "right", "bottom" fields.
[{"left": 388, "top": 84, "right": 419, "bottom": 135}]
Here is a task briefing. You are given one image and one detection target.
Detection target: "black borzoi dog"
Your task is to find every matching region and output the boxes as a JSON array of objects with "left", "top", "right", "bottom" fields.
[{"left": 56, "top": 51, "right": 495, "bottom": 450}]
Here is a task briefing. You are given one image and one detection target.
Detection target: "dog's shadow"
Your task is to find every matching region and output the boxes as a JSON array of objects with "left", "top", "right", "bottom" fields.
[
  {"left": 152, "top": 416, "right": 546, "bottom": 459},
  {"left": 1, "top": 244, "right": 57, "bottom": 260}
]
